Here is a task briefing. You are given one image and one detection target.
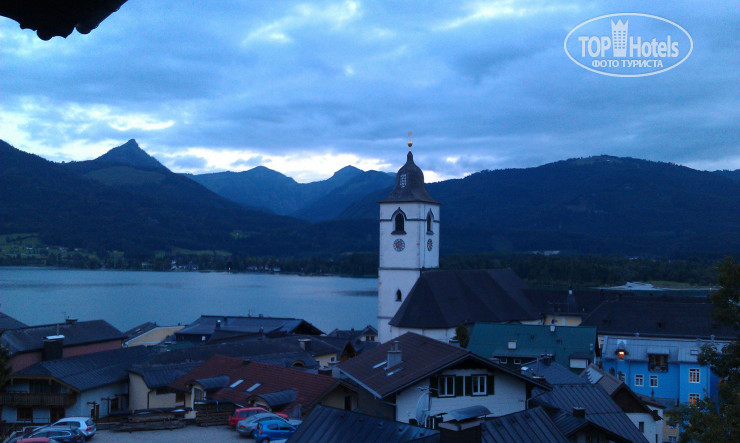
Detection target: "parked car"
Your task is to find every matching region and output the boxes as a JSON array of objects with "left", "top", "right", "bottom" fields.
[
  {"left": 50, "top": 418, "right": 95, "bottom": 440},
  {"left": 228, "top": 407, "right": 269, "bottom": 427},
  {"left": 26, "top": 428, "right": 83, "bottom": 443},
  {"left": 17, "top": 438, "right": 61, "bottom": 443},
  {"left": 236, "top": 412, "right": 300, "bottom": 437},
  {"left": 252, "top": 420, "right": 297, "bottom": 442}
]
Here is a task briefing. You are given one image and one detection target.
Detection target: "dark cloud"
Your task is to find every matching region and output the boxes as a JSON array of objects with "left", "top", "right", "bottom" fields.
[{"left": 1, "top": 0, "right": 738, "bottom": 180}]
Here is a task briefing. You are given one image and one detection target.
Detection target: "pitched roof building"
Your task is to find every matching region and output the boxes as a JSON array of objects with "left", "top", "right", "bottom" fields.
[
  {"left": 1, "top": 319, "right": 124, "bottom": 372},
  {"left": 338, "top": 332, "right": 549, "bottom": 425},
  {"left": 388, "top": 269, "right": 542, "bottom": 339},
  {"left": 467, "top": 323, "right": 597, "bottom": 373},
  {"left": 175, "top": 315, "right": 323, "bottom": 343}
]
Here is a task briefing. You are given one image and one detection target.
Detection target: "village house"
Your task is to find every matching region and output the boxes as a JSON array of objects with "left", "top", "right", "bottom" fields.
[
  {"left": 0, "top": 319, "right": 124, "bottom": 372},
  {"left": 123, "top": 321, "right": 184, "bottom": 347},
  {"left": 337, "top": 332, "right": 549, "bottom": 427},
  {"left": 582, "top": 364, "right": 665, "bottom": 443},
  {"left": 2, "top": 347, "right": 153, "bottom": 425},
  {"left": 467, "top": 323, "right": 597, "bottom": 373},
  {"left": 174, "top": 315, "right": 323, "bottom": 343},
  {"left": 326, "top": 325, "right": 379, "bottom": 354},
  {"left": 169, "top": 355, "right": 356, "bottom": 420},
  {"left": 127, "top": 336, "right": 320, "bottom": 411},
  {"left": 521, "top": 359, "right": 648, "bottom": 443}
]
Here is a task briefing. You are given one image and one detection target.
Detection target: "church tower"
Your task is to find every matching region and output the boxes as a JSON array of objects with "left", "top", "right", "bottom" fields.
[{"left": 378, "top": 142, "right": 440, "bottom": 343}]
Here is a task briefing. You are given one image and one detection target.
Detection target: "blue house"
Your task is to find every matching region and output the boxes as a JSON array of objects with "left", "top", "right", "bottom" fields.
[{"left": 601, "top": 336, "right": 728, "bottom": 406}]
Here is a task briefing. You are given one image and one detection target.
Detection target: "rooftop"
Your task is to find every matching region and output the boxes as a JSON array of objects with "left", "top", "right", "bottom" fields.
[
  {"left": 390, "top": 269, "right": 540, "bottom": 329},
  {"left": 1, "top": 319, "right": 123, "bottom": 355}
]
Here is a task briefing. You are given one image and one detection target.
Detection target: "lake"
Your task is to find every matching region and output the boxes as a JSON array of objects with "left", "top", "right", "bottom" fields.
[{"left": 0, "top": 267, "right": 378, "bottom": 333}]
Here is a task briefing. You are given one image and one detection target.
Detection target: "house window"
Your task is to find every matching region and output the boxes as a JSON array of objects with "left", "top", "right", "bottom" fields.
[
  {"left": 194, "top": 388, "right": 205, "bottom": 402},
  {"left": 394, "top": 213, "right": 405, "bottom": 234},
  {"left": 634, "top": 374, "right": 644, "bottom": 387},
  {"left": 638, "top": 421, "right": 645, "bottom": 432},
  {"left": 366, "top": 335, "right": 375, "bottom": 342},
  {"left": 513, "top": 358, "right": 522, "bottom": 365},
  {"left": 49, "top": 407, "right": 65, "bottom": 423},
  {"left": 648, "top": 354, "right": 668, "bottom": 372},
  {"left": 396, "top": 290, "right": 402, "bottom": 302},
  {"left": 472, "top": 375, "right": 487, "bottom": 396},
  {"left": 17, "top": 407, "right": 33, "bottom": 422},
  {"left": 618, "top": 372, "right": 625, "bottom": 382},
  {"left": 649, "top": 375, "right": 658, "bottom": 387},
  {"left": 498, "top": 357, "right": 507, "bottom": 364},
  {"left": 109, "top": 397, "right": 120, "bottom": 412},
  {"left": 438, "top": 375, "right": 455, "bottom": 397},
  {"left": 689, "top": 368, "right": 700, "bottom": 383},
  {"left": 689, "top": 393, "right": 700, "bottom": 405},
  {"left": 668, "top": 437, "right": 678, "bottom": 443}
]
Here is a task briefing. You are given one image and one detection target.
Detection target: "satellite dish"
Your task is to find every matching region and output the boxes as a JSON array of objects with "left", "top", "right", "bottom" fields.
[{"left": 415, "top": 391, "right": 429, "bottom": 425}]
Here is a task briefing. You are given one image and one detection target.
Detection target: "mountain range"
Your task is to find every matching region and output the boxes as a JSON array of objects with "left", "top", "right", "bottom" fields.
[{"left": 3, "top": 138, "right": 740, "bottom": 258}]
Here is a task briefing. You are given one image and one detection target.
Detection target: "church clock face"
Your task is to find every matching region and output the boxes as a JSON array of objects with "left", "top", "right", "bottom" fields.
[
  {"left": 393, "top": 238, "right": 405, "bottom": 252},
  {"left": 427, "top": 239, "right": 433, "bottom": 251}
]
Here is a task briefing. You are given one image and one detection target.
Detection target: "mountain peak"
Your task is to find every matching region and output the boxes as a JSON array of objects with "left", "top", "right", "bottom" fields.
[{"left": 95, "top": 139, "right": 168, "bottom": 171}]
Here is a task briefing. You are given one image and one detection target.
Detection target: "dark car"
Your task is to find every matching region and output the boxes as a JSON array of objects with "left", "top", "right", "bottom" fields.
[
  {"left": 252, "top": 419, "right": 297, "bottom": 442},
  {"left": 27, "top": 427, "right": 84, "bottom": 443}
]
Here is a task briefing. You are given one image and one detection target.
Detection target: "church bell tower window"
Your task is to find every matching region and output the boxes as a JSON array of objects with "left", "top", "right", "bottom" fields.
[{"left": 394, "top": 213, "right": 405, "bottom": 234}]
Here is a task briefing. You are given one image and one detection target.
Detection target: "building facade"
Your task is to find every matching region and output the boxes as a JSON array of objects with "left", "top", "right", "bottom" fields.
[{"left": 378, "top": 149, "right": 440, "bottom": 343}]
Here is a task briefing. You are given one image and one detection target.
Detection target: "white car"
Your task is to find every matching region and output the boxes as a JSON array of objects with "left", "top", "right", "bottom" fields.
[{"left": 50, "top": 417, "right": 96, "bottom": 440}]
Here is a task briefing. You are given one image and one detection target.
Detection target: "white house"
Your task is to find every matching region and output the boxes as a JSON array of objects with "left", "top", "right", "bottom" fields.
[{"left": 337, "top": 332, "right": 549, "bottom": 427}]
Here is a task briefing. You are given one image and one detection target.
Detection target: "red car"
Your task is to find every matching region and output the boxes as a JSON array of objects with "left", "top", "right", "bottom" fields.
[{"left": 228, "top": 407, "right": 288, "bottom": 427}]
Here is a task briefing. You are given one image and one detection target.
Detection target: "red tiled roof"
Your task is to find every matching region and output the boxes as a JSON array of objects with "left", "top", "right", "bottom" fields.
[
  {"left": 169, "top": 354, "right": 245, "bottom": 392},
  {"left": 169, "top": 355, "right": 339, "bottom": 412}
]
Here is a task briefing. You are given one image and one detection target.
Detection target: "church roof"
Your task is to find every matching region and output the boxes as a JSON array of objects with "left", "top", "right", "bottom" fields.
[
  {"left": 389, "top": 269, "right": 541, "bottom": 329},
  {"left": 380, "top": 151, "right": 439, "bottom": 204}
]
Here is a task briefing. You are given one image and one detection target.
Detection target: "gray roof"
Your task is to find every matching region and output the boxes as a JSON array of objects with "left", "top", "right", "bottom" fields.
[
  {"left": 580, "top": 298, "right": 736, "bottom": 340},
  {"left": 288, "top": 405, "right": 440, "bottom": 443},
  {"left": 196, "top": 375, "right": 231, "bottom": 391},
  {"left": 141, "top": 336, "right": 319, "bottom": 369},
  {"left": 390, "top": 269, "right": 540, "bottom": 329},
  {"left": 258, "top": 389, "right": 297, "bottom": 408},
  {"left": 379, "top": 151, "right": 439, "bottom": 204},
  {"left": 176, "top": 315, "right": 323, "bottom": 340},
  {"left": 129, "top": 362, "right": 201, "bottom": 388},
  {"left": 601, "top": 335, "right": 729, "bottom": 364},
  {"left": 1, "top": 320, "right": 123, "bottom": 355},
  {"left": 123, "top": 321, "right": 158, "bottom": 339},
  {"left": 520, "top": 359, "right": 589, "bottom": 386},
  {"left": 481, "top": 407, "right": 568, "bottom": 443},
  {"left": 13, "top": 346, "right": 154, "bottom": 392},
  {"left": 531, "top": 384, "right": 648, "bottom": 442},
  {"left": 0, "top": 311, "right": 27, "bottom": 331}
]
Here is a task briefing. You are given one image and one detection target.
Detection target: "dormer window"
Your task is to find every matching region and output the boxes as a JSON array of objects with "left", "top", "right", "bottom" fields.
[{"left": 392, "top": 210, "right": 406, "bottom": 234}]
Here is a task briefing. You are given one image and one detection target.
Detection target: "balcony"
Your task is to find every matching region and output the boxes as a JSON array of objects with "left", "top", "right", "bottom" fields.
[{"left": 0, "top": 392, "right": 76, "bottom": 407}]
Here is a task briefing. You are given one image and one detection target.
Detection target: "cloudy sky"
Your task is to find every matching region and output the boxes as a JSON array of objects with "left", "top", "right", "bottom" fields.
[{"left": 1, "top": 1, "right": 738, "bottom": 182}]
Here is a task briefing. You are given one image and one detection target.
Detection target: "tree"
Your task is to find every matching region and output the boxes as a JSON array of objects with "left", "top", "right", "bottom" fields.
[
  {"left": 667, "top": 257, "right": 740, "bottom": 442},
  {"left": 454, "top": 324, "right": 470, "bottom": 348}
]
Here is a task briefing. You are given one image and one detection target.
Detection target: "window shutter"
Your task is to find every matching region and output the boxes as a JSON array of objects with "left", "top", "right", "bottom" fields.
[
  {"left": 429, "top": 376, "right": 438, "bottom": 397},
  {"left": 455, "top": 376, "right": 464, "bottom": 397},
  {"left": 465, "top": 376, "right": 472, "bottom": 396},
  {"left": 487, "top": 375, "right": 495, "bottom": 395}
]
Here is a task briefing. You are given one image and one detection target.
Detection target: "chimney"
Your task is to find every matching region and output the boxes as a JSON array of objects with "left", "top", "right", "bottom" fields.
[
  {"left": 298, "top": 338, "right": 312, "bottom": 351},
  {"left": 215, "top": 320, "right": 221, "bottom": 330},
  {"left": 386, "top": 341, "right": 402, "bottom": 369},
  {"left": 43, "top": 335, "right": 64, "bottom": 361},
  {"left": 573, "top": 407, "right": 586, "bottom": 418},
  {"left": 448, "top": 338, "right": 460, "bottom": 347},
  {"left": 550, "top": 324, "right": 556, "bottom": 333}
]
